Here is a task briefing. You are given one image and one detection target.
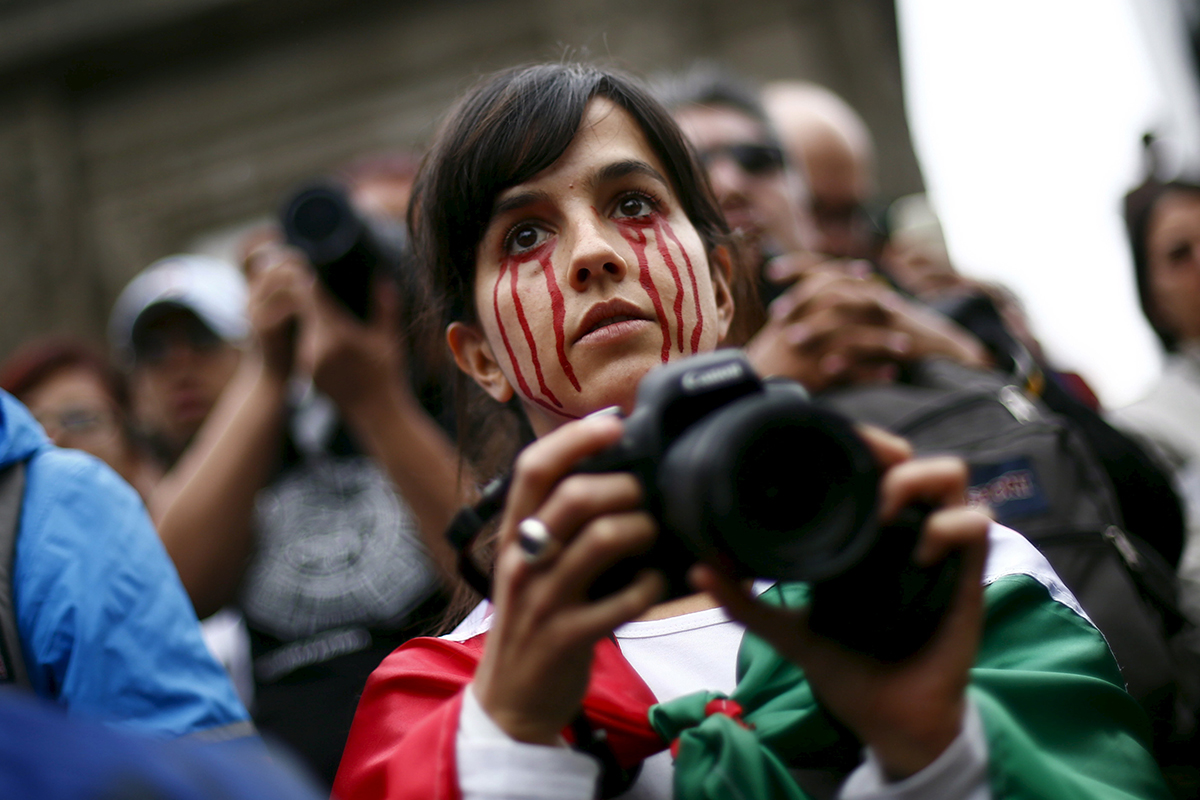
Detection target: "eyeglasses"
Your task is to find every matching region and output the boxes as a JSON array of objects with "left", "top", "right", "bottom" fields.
[
  {"left": 35, "top": 406, "right": 119, "bottom": 442},
  {"left": 696, "top": 143, "right": 786, "bottom": 176}
]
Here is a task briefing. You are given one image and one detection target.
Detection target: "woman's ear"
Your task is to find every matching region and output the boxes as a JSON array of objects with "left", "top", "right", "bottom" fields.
[
  {"left": 710, "top": 245, "right": 736, "bottom": 343},
  {"left": 447, "top": 321, "right": 514, "bottom": 403}
]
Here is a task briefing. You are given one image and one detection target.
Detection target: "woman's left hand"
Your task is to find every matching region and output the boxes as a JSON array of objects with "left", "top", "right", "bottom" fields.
[{"left": 690, "top": 426, "right": 991, "bottom": 781}]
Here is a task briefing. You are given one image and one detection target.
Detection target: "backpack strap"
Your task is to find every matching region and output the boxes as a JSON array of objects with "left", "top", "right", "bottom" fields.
[{"left": 0, "top": 461, "right": 29, "bottom": 688}]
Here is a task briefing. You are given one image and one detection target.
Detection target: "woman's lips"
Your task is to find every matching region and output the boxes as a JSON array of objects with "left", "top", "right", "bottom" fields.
[
  {"left": 575, "top": 317, "right": 655, "bottom": 345},
  {"left": 574, "top": 299, "right": 653, "bottom": 345}
]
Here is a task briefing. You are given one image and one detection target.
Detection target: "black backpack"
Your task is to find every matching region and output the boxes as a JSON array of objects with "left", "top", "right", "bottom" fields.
[{"left": 818, "top": 360, "right": 1191, "bottom": 754}]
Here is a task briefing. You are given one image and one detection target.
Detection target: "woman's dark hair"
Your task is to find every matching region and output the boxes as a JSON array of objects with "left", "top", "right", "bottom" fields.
[
  {"left": 409, "top": 63, "right": 737, "bottom": 628},
  {"left": 1124, "top": 134, "right": 1200, "bottom": 352},
  {"left": 409, "top": 62, "right": 731, "bottom": 330},
  {"left": 409, "top": 62, "right": 738, "bottom": 471}
]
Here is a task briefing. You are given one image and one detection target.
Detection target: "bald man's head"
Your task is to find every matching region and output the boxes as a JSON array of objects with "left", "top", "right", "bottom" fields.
[{"left": 763, "top": 81, "right": 878, "bottom": 259}]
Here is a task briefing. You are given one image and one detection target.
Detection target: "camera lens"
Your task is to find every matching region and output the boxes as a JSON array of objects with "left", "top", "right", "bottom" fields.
[
  {"left": 292, "top": 194, "right": 342, "bottom": 241},
  {"left": 282, "top": 183, "right": 363, "bottom": 267},
  {"left": 660, "top": 386, "right": 879, "bottom": 582},
  {"left": 734, "top": 420, "right": 856, "bottom": 542}
]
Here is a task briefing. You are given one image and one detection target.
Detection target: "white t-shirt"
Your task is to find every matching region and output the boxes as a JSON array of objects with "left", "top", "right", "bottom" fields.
[{"left": 447, "top": 522, "right": 1078, "bottom": 800}]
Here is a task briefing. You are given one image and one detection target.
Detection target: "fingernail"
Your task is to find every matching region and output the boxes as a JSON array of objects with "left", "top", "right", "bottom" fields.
[
  {"left": 585, "top": 405, "right": 622, "bottom": 419},
  {"left": 848, "top": 260, "right": 873, "bottom": 279},
  {"left": 887, "top": 332, "right": 911, "bottom": 355},
  {"left": 770, "top": 295, "right": 797, "bottom": 320},
  {"left": 765, "top": 259, "right": 790, "bottom": 282},
  {"left": 821, "top": 354, "right": 846, "bottom": 375}
]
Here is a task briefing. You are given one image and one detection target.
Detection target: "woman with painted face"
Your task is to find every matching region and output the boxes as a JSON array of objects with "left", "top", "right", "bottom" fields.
[{"left": 333, "top": 64, "right": 1168, "bottom": 800}]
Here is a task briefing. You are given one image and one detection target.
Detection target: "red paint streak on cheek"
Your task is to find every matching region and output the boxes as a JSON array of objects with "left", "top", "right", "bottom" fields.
[
  {"left": 493, "top": 261, "right": 573, "bottom": 419},
  {"left": 621, "top": 226, "right": 672, "bottom": 362},
  {"left": 492, "top": 260, "right": 537, "bottom": 402},
  {"left": 652, "top": 218, "right": 687, "bottom": 353},
  {"left": 539, "top": 250, "right": 580, "bottom": 392},
  {"left": 508, "top": 258, "right": 562, "bottom": 408},
  {"left": 660, "top": 220, "right": 705, "bottom": 354}
]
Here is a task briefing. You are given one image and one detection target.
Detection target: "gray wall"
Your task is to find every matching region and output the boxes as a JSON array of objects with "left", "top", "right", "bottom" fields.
[{"left": 0, "top": 0, "right": 922, "bottom": 360}]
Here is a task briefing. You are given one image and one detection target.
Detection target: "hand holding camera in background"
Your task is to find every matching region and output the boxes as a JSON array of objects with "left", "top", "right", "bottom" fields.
[{"left": 746, "top": 254, "right": 991, "bottom": 392}]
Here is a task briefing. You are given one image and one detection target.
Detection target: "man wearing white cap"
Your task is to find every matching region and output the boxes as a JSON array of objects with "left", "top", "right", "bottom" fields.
[
  {"left": 111, "top": 242, "right": 462, "bottom": 789},
  {"left": 109, "top": 254, "right": 247, "bottom": 468}
]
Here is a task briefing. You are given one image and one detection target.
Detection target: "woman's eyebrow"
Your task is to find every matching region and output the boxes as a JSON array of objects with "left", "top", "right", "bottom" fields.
[
  {"left": 492, "top": 189, "right": 554, "bottom": 219},
  {"left": 591, "top": 159, "right": 669, "bottom": 190},
  {"left": 490, "top": 160, "right": 668, "bottom": 220}
]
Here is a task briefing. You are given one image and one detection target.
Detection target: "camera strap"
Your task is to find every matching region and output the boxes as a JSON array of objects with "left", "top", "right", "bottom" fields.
[
  {"left": 444, "top": 474, "right": 512, "bottom": 599},
  {"left": 570, "top": 713, "right": 641, "bottom": 799}
]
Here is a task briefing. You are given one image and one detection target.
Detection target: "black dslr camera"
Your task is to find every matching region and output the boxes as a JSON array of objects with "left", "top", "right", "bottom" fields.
[
  {"left": 280, "top": 181, "right": 408, "bottom": 320},
  {"left": 448, "top": 351, "right": 960, "bottom": 660}
]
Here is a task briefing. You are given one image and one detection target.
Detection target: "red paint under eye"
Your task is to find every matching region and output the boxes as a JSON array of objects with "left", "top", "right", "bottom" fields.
[
  {"left": 508, "top": 258, "right": 562, "bottom": 408},
  {"left": 540, "top": 251, "right": 580, "bottom": 392},
  {"left": 622, "top": 227, "right": 672, "bottom": 362},
  {"left": 659, "top": 220, "right": 705, "bottom": 353},
  {"left": 494, "top": 259, "right": 575, "bottom": 419},
  {"left": 652, "top": 218, "right": 687, "bottom": 353},
  {"left": 493, "top": 260, "right": 537, "bottom": 402}
]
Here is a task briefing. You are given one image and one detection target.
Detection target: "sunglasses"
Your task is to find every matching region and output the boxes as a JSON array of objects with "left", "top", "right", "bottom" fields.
[{"left": 697, "top": 143, "right": 786, "bottom": 176}]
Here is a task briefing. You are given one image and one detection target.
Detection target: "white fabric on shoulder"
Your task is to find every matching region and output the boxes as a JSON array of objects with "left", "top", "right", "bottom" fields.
[
  {"left": 839, "top": 699, "right": 989, "bottom": 800},
  {"left": 444, "top": 600, "right": 494, "bottom": 642},
  {"left": 457, "top": 684, "right": 599, "bottom": 800},
  {"left": 983, "top": 522, "right": 1089, "bottom": 621}
]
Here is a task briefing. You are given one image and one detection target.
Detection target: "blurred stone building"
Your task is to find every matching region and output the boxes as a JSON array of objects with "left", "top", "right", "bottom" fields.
[{"left": 0, "top": 0, "right": 922, "bottom": 358}]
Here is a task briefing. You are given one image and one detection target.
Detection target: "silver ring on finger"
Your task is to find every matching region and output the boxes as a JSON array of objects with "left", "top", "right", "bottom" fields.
[{"left": 517, "top": 517, "right": 556, "bottom": 565}]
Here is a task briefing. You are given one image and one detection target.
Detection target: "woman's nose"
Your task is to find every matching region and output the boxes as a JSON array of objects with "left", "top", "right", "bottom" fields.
[{"left": 568, "top": 216, "right": 628, "bottom": 290}]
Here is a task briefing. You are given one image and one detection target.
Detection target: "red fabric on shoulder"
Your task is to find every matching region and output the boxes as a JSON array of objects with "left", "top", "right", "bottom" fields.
[
  {"left": 332, "top": 633, "right": 666, "bottom": 799},
  {"left": 334, "top": 636, "right": 482, "bottom": 799}
]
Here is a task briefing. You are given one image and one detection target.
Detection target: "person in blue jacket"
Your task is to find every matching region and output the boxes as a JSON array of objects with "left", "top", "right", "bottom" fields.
[
  {"left": 0, "top": 388, "right": 250, "bottom": 739},
  {"left": 0, "top": 689, "right": 322, "bottom": 800}
]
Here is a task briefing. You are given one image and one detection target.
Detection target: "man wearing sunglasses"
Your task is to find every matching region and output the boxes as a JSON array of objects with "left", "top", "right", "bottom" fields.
[
  {"left": 661, "top": 65, "right": 991, "bottom": 392},
  {"left": 667, "top": 67, "right": 818, "bottom": 280}
]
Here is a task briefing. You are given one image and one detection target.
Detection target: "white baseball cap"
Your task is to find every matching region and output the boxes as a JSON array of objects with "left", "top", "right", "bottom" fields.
[{"left": 109, "top": 254, "right": 249, "bottom": 365}]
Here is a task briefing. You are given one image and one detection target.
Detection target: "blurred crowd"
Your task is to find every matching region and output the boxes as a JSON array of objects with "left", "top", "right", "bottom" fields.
[{"left": 1, "top": 58, "right": 1199, "bottom": 800}]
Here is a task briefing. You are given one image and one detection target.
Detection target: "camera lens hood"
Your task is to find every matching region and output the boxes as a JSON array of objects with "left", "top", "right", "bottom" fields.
[{"left": 658, "top": 383, "right": 880, "bottom": 583}]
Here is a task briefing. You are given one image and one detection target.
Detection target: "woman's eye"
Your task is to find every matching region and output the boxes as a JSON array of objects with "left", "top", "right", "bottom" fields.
[
  {"left": 614, "top": 193, "right": 655, "bottom": 219},
  {"left": 1169, "top": 243, "right": 1192, "bottom": 264},
  {"left": 505, "top": 224, "right": 548, "bottom": 255}
]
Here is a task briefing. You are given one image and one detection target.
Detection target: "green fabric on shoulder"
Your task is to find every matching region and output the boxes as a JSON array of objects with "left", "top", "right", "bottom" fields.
[
  {"left": 648, "top": 578, "right": 1170, "bottom": 800},
  {"left": 972, "top": 575, "right": 1168, "bottom": 800}
]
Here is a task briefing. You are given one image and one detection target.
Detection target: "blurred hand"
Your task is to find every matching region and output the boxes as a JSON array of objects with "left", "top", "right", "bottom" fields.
[
  {"left": 690, "top": 425, "right": 991, "bottom": 780},
  {"left": 745, "top": 255, "right": 989, "bottom": 392}
]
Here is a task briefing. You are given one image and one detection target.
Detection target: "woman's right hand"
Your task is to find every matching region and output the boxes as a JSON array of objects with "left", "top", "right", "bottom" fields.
[{"left": 472, "top": 414, "right": 666, "bottom": 745}]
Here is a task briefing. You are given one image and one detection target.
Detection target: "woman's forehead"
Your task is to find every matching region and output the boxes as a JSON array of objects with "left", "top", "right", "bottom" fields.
[{"left": 493, "top": 98, "right": 672, "bottom": 208}]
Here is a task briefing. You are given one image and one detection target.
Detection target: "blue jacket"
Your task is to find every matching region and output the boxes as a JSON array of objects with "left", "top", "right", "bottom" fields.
[
  {"left": 0, "top": 689, "right": 319, "bottom": 799},
  {"left": 0, "top": 390, "right": 250, "bottom": 738}
]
